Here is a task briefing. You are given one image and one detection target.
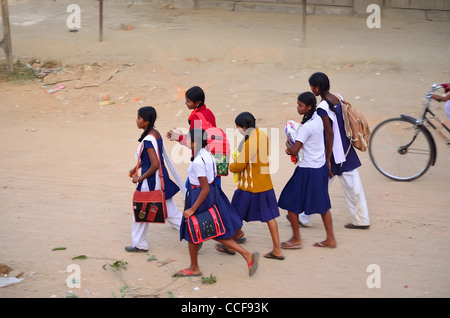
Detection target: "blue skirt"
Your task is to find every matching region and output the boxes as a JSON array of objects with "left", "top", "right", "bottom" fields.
[
  {"left": 179, "top": 183, "right": 243, "bottom": 242},
  {"left": 278, "top": 164, "right": 331, "bottom": 215},
  {"left": 232, "top": 189, "right": 280, "bottom": 222}
]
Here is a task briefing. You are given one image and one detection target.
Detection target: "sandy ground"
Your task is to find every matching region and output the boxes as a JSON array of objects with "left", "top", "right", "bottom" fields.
[{"left": 0, "top": 1, "right": 449, "bottom": 300}]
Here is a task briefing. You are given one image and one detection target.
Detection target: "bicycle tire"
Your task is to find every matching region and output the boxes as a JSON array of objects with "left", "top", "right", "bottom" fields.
[{"left": 369, "top": 116, "right": 435, "bottom": 181}]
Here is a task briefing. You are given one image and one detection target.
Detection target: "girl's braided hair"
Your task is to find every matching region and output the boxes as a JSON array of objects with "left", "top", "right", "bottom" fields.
[{"left": 138, "top": 106, "right": 157, "bottom": 142}]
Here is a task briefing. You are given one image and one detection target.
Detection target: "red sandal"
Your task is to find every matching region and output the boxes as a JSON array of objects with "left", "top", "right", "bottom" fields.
[{"left": 248, "top": 252, "right": 259, "bottom": 277}]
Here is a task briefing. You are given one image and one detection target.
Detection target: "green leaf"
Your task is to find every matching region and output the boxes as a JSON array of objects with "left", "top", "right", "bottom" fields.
[
  {"left": 201, "top": 274, "right": 217, "bottom": 284},
  {"left": 52, "top": 247, "right": 66, "bottom": 251},
  {"left": 72, "top": 255, "right": 87, "bottom": 260},
  {"left": 103, "top": 260, "right": 128, "bottom": 271}
]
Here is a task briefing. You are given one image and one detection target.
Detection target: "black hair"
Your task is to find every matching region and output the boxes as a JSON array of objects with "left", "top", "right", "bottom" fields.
[
  {"left": 189, "top": 128, "right": 208, "bottom": 160},
  {"left": 235, "top": 111, "right": 256, "bottom": 129},
  {"left": 185, "top": 86, "right": 205, "bottom": 107},
  {"left": 137, "top": 106, "right": 157, "bottom": 142},
  {"left": 235, "top": 112, "right": 256, "bottom": 152},
  {"left": 297, "top": 92, "right": 317, "bottom": 124},
  {"left": 308, "top": 72, "right": 336, "bottom": 114}
]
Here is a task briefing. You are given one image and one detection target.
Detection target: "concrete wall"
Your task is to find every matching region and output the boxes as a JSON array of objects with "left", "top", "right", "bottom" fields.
[
  {"left": 159, "top": 0, "right": 449, "bottom": 20},
  {"left": 384, "top": 0, "right": 450, "bottom": 20}
]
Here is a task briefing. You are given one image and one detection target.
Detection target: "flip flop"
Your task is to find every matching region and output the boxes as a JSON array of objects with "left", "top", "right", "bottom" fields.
[
  {"left": 248, "top": 252, "right": 259, "bottom": 277},
  {"left": 281, "top": 241, "right": 303, "bottom": 249},
  {"left": 264, "top": 252, "right": 285, "bottom": 260},
  {"left": 313, "top": 241, "right": 337, "bottom": 248},
  {"left": 215, "top": 243, "right": 236, "bottom": 255},
  {"left": 177, "top": 269, "right": 203, "bottom": 277}
]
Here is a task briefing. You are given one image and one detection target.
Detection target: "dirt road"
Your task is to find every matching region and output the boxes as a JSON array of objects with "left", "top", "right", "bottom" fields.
[{"left": 1, "top": 1, "right": 449, "bottom": 299}]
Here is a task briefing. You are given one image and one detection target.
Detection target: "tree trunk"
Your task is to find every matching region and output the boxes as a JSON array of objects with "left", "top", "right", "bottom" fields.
[{"left": 0, "top": 0, "right": 13, "bottom": 72}]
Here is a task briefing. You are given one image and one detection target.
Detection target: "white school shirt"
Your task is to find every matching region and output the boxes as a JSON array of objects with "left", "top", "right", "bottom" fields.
[
  {"left": 295, "top": 112, "right": 326, "bottom": 169},
  {"left": 317, "top": 99, "right": 346, "bottom": 164},
  {"left": 187, "top": 148, "right": 216, "bottom": 185}
]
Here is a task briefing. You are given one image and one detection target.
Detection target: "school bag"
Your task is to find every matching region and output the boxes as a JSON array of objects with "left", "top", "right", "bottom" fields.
[
  {"left": 192, "top": 112, "right": 230, "bottom": 176},
  {"left": 335, "top": 94, "right": 371, "bottom": 153}
]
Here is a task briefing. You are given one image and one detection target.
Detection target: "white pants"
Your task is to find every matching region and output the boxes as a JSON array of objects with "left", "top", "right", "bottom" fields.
[
  {"left": 131, "top": 197, "right": 183, "bottom": 250},
  {"left": 299, "top": 169, "right": 370, "bottom": 227},
  {"left": 445, "top": 101, "right": 450, "bottom": 122}
]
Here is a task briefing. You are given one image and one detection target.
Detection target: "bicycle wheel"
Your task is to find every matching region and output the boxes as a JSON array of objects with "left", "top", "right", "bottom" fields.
[{"left": 369, "top": 117, "right": 435, "bottom": 181}]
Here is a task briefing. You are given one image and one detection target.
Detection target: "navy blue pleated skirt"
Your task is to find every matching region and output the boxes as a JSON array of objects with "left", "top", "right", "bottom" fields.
[
  {"left": 179, "top": 183, "right": 243, "bottom": 242},
  {"left": 232, "top": 189, "right": 280, "bottom": 222},
  {"left": 278, "top": 164, "right": 331, "bottom": 215}
]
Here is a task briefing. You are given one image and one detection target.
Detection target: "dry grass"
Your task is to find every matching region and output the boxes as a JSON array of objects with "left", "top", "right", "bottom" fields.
[{"left": 0, "top": 58, "right": 61, "bottom": 83}]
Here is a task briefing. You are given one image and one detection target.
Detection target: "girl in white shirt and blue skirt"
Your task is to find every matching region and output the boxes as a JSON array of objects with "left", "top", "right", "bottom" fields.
[
  {"left": 278, "top": 92, "right": 337, "bottom": 249},
  {"left": 178, "top": 128, "right": 259, "bottom": 277}
]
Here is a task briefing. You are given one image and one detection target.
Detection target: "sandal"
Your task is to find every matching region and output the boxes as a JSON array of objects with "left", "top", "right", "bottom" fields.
[
  {"left": 248, "top": 252, "right": 259, "bottom": 277},
  {"left": 281, "top": 241, "right": 303, "bottom": 249},
  {"left": 264, "top": 252, "right": 285, "bottom": 260},
  {"left": 215, "top": 243, "right": 236, "bottom": 255},
  {"left": 313, "top": 241, "right": 337, "bottom": 248},
  {"left": 177, "top": 269, "right": 203, "bottom": 277}
]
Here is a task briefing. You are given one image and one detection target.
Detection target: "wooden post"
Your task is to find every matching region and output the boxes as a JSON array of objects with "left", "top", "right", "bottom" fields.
[
  {"left": 0, "top": 0, "right": 13, "bottom": 72},
  {"left": 99, "top": 0, "right": 103, "bottom": 42},
  {"left": 301, "top": 0, "right": 307, "bottom": 48}
]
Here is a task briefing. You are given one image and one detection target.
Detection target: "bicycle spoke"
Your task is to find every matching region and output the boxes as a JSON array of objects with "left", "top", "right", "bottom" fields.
[{"left": 405, "top": 148, "right": 430, "bottom": 155}]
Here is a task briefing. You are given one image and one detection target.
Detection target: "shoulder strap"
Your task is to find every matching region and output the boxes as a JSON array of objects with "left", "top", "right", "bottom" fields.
[
  {"left": 192, "top": 111, "right": 212, "bottom": 128},
  {"left": 199, "top": 151, "right": 217, "bottom": 204},
  {"left": 333, "top": 94, "right": 353, "bottom": 160},
  {"left": 334, "top": 93, "right": 344, "bottom": 102},
  {"left": 199, "top": 149, "right": 217, "bottom": 176},
  {"left": 135, "top": 133, "right": 165, "bottom": 190}
]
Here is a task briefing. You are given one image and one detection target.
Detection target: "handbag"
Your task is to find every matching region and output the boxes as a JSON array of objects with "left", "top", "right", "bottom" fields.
[
  {"left": 186, "top": 153, "right": 226, "bottom": 243},
  {"left": 132, "top": 134, "right": 167, "bottom": 223},
  {"left": 187, "top": 204, "right": 225, "bottom": 244}
]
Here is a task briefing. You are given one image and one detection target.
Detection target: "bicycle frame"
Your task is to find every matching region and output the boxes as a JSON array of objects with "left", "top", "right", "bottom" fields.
[
  {"left": 369, "top": 83, "right": 449, "bottom": 181},
  {"left": 399, "top": 114, "right": 437, "bottom": 166},
  {"left": 421, "top": 107, "right": 450, "bottom": 143},
  {"left": 398, "top": 84, "right": 450, "bottom": 167},
  {"left": 422, "top": 84, "right": 450, "bottom": 143}
]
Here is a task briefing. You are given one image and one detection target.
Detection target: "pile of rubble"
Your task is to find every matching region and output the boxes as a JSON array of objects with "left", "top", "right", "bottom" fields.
[{"left": 0, "top": 263, "right": 23, "bottom": 288}]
